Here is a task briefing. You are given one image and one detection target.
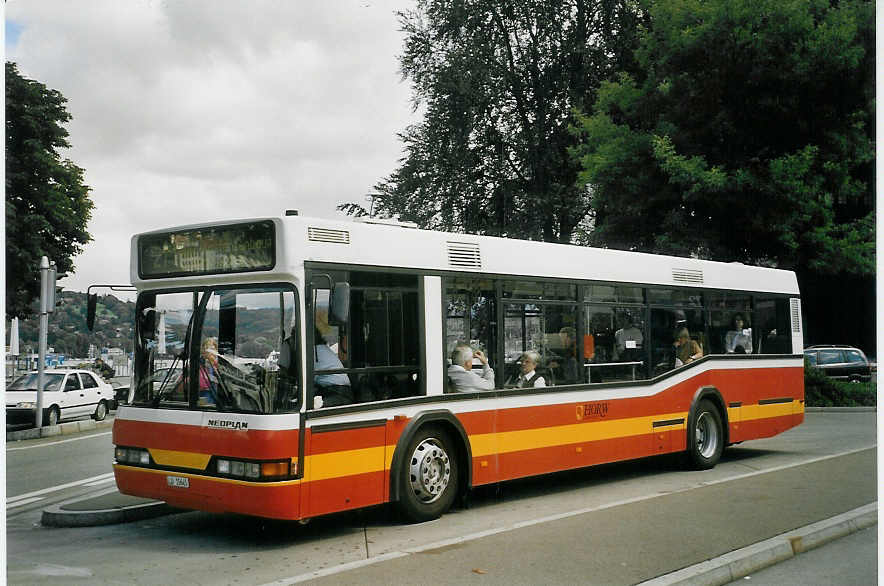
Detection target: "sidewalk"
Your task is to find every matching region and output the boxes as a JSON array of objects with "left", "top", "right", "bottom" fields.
[
  {"left": 6, "top": 417, "right": 115, "bottom": 442},
  {"left": 40, "top": 487, "right": 181, "bottom": 527}
]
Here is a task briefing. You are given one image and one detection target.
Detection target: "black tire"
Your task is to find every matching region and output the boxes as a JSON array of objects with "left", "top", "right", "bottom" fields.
[
  {"left": 93, "top": 400, "right": 108, "bottom": 421},
  {"left": 396, "top": 426, "right": 459, "bottom": 523},
  {"left": 685, "top": 399, "right": 723, "bottom": 470},
  {"left": 45, "top": 406, "right": 61, "bottom": 427}
]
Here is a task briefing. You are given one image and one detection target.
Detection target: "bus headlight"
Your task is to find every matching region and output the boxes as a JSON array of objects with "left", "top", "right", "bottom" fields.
[
  {"left": 115, "top": 447, "right": 150, "bottom": 465},
  {"left": 216, "top": 458, "right": 295, "bottom": 480}
]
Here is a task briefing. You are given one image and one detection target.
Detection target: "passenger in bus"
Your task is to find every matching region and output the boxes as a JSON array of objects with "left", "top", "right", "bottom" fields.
[
  {"left": 313, "top": 328, "right": 353, "bottom": 407},
  {"left": 550, "top": 327, "right": 579, "bottom": 384},
  {"left": 513, "top": 351, "right": 546, "bottom": 388},
  {"left": 725, "top": 314, "right": 753, "bottom": 354},
  {"left": 198, "top": 337, "right": 220, "bottom": 406},
  {"left": 673, "top": 327, "right": 703, "bottom": 366},
  {"left": 447, "top": 345, "right": 495, "bottom": 392},
  {"left": 613, "top": 315, "right": 644, "bottom": 361}
]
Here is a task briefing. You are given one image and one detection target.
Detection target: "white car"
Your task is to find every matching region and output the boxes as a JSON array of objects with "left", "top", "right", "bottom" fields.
[{"left": 6, "top": 369, "right": 115, "bottom": 426}]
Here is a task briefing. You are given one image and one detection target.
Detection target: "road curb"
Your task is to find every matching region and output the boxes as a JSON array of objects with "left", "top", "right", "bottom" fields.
[
  {"left": 40, "top": 488, "right": 182, "bottom": 528},
  {"left": 805, "top": 406, "right": 876, "bottom": 412},
  {"left": 6, "top": 418, "right": 114, "bottom": 442},
  {"left": 638, "top": 502, "right": 877, "bottom": 586}
]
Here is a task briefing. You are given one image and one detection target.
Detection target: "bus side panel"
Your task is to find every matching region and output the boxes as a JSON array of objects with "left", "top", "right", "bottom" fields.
[
  {"left": 469, "top": 389, "right": 690, "bottom": 486},
  {"left": 465, "top": 362, "right": 803, "bottom": 486},
  {"left": 714, "top": 365, "right": 804, "bottom": 443},
  {"left": 303, "top": 424, "right": 386, "bottom": 518}
]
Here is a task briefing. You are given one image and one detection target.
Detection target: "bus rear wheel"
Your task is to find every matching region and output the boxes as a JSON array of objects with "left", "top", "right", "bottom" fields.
[
  {"left": 686, "top": 400, "right": 723, "bottom": 470},
  {"left": 397, "top": 426, "right": 459, "bottom": 523}
]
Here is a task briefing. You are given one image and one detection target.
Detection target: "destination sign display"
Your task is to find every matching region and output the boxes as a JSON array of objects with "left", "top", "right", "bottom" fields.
[{"left": 139, "top": 221, "right": 275, "bottom": 278}]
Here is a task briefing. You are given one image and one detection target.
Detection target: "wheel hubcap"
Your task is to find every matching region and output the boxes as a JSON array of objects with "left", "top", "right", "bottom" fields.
[
  {"left": 696, "top": 412, "right": 719, "bottom": 459},
  {"left": 409, "top": 438, "right": 451, "bottom": 504}
]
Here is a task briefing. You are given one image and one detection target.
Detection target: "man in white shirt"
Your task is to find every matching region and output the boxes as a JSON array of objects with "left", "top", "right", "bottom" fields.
[
  {"left": 614, "top": 319, "right": 644, "bottom": 361},
  {"left": 514, "top": 351, "right": 546, "bottom": 388},
  {"left": 447, "top": 345, "right": 495, "bottom": 392}
]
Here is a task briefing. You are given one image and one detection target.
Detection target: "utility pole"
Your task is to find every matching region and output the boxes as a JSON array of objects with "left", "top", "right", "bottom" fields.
[{"left": 35, "top": 256, "right": 57, "bottom": 428}]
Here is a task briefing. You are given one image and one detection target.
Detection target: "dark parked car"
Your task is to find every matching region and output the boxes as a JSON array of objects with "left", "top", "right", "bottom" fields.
[{"left": 804, "top": 345, "right": 871, "bottom": 383}]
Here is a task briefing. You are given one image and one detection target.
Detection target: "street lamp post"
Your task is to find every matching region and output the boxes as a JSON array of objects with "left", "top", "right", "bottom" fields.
[
  {"left": 35, "top": 256, "right": 57, "bottom": 429},
  {"left": 35, "top": 257, "right": 50, "bottom": 428}
]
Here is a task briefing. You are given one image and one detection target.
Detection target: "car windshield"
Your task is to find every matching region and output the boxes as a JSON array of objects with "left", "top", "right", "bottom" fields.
[
  {"left": 132, "top": 286, "right": 300, "bottom": 413},
  {"left": 8, "top": 373, "right": 65, "bottom": 391}
]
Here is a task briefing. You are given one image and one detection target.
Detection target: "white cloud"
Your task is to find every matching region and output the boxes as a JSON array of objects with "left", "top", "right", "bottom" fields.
[{"left": 6, "top": 0, "right": 418, "bottom": 296}]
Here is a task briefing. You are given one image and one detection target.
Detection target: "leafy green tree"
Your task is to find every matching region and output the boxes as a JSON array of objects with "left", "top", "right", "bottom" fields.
[
  {"left": 6, "top": 62, "right": 94, "bottom": 318},
  {"left": 571, "top": 0, "right": 874, "bottom": 275},
  {"left": 340, "top": 0, "right": 644, "bottom": 243}
]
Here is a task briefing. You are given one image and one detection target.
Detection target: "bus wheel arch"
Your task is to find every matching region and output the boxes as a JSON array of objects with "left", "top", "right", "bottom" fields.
[
  {"left": 685, "top": 387, "right": 727, "bottom": 470},
  {"left": 390, "top": 410, "right": 471, "bottom": 521}
]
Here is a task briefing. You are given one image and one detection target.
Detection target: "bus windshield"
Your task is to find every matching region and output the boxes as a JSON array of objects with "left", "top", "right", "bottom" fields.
[{"left": 132, "top": 285, "right": 300, "bottom": 413}]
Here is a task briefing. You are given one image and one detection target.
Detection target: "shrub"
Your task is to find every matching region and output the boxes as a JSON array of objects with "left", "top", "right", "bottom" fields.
[{"left": 804, "top": 362, "right": 877, "bottom": 407}]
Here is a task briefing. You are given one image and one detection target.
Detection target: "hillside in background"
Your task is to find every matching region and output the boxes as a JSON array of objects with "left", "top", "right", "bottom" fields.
[{"left": 11, "top": 291, "right": 135, "bottom": 356}]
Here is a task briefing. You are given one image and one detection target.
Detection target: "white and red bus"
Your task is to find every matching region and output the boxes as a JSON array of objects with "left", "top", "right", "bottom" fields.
[{"left": 112, "top": 214, "right": 804, "bottom": 522}]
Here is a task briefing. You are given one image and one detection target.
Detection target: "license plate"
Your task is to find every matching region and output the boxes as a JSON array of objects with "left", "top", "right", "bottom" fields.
[{"left": 166, "top": 475, "right": 189, "bottom": 488}]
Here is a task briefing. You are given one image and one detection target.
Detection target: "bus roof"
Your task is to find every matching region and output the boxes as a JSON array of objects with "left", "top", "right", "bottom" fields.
[{"left": 131, "top": 215, "right": 800, "bottom": 295}]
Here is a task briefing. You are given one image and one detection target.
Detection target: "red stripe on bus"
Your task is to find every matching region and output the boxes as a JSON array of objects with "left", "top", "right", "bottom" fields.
[
  {"left": 304, "top": 470, "right": 387, "bottom": 517},
  {"left": 307, "top": 426, "right": 387, "bottom": 455},
  {"left": 113, "top": 419, "right": 300, "bottom": 460},
  {"left": 114, "top": 466, "right": 303, "bottom": 520}
]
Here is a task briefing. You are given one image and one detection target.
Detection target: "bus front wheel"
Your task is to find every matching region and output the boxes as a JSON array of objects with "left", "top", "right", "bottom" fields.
[
  {"left": 686, "top": 400, "right": 723, "bottom": 470},
  {"left": 397, "top": 426, "right": 459, "bottom": 523}
]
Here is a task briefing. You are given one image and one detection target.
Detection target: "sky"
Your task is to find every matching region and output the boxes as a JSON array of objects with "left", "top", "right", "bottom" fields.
[{"left": 5, "top": 0, "right": 419, "bottom": 298}]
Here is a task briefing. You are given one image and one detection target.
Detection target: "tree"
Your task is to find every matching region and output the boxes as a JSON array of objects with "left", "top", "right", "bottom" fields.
[
  {"left": 570, "top": 0, "right": 874, "bottom": 275},
  {"left": 340, "top": 0, "right": 644, "bottom": 243},
  {"left": 6, "top": 61, "right": 94, "bottom": 318}
]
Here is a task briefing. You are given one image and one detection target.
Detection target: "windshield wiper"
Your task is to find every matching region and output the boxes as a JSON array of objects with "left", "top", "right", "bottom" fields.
[{"left": 152, "top": 351, "right": 185, "bottom": 406}]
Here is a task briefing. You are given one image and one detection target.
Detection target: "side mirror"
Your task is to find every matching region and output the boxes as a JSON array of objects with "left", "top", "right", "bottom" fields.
[
  {"left": 87, "top": 294, "right": 98, "bottom": 331},
  {"left": 329, "top": 283, "right": 350, "bottom": 326}
]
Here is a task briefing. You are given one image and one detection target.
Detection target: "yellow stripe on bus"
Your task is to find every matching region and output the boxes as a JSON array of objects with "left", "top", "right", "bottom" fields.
[
  {"left": 470, "top": 411, "right": 688, "bottom": 458},
  {"left": 303, "top": 446, "right": 387, "bottom": 482},
  {"left": 149, "top": 449, "right": 212, "bottom": 470},
  {"left": 741, "top": 401, "right": 798, "bottom": 421}
]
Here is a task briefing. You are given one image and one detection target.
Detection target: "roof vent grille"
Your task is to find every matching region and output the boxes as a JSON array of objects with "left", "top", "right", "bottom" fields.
[
  {"left": 672, "top": 268, "right": 704, "bottom": 284},
  {"left": 447, "top": 241, "right": 482, "bottom": 270},
  {"left": 308, "top": 227, "right": 350, "bottom": 244},
  {"left": 790, "top": 298, "right": 802, "bottom": 333}
]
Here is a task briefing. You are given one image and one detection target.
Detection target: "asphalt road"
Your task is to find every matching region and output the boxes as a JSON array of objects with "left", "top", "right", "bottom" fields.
[{"left": 5, "top": 411, "right": 877, "bottom": 585}]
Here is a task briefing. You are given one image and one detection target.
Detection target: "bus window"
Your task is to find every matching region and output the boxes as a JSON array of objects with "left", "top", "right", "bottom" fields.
[
  {"left": 754, "top": 297, "right": 792, "bottom": 354},
  {"left": 650, "top": 307, "right": 705, "bottom": 375},
  {"left": 133, "top": 291, "right": 197, "bottom": 405},
  {"left": 196, "top": 287, "right": 298, "bottom": 413},
  {"left": 313, "top": 271, "right": 421, "bottom": 406},
  {"left": 133, "top": 286, "right": 298, "bottom": 412},
  {"left": 584, "top": 305, "right": 647, "bottom": 382},
  {"left": 504, "top": 303, "right": 578, "bottom": 387},
  {"left": 445, "top": 277, "right": 497, "bottom": 377},
  {"left": 709, "top": 310, "right": 754, "bottom": 354}
]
